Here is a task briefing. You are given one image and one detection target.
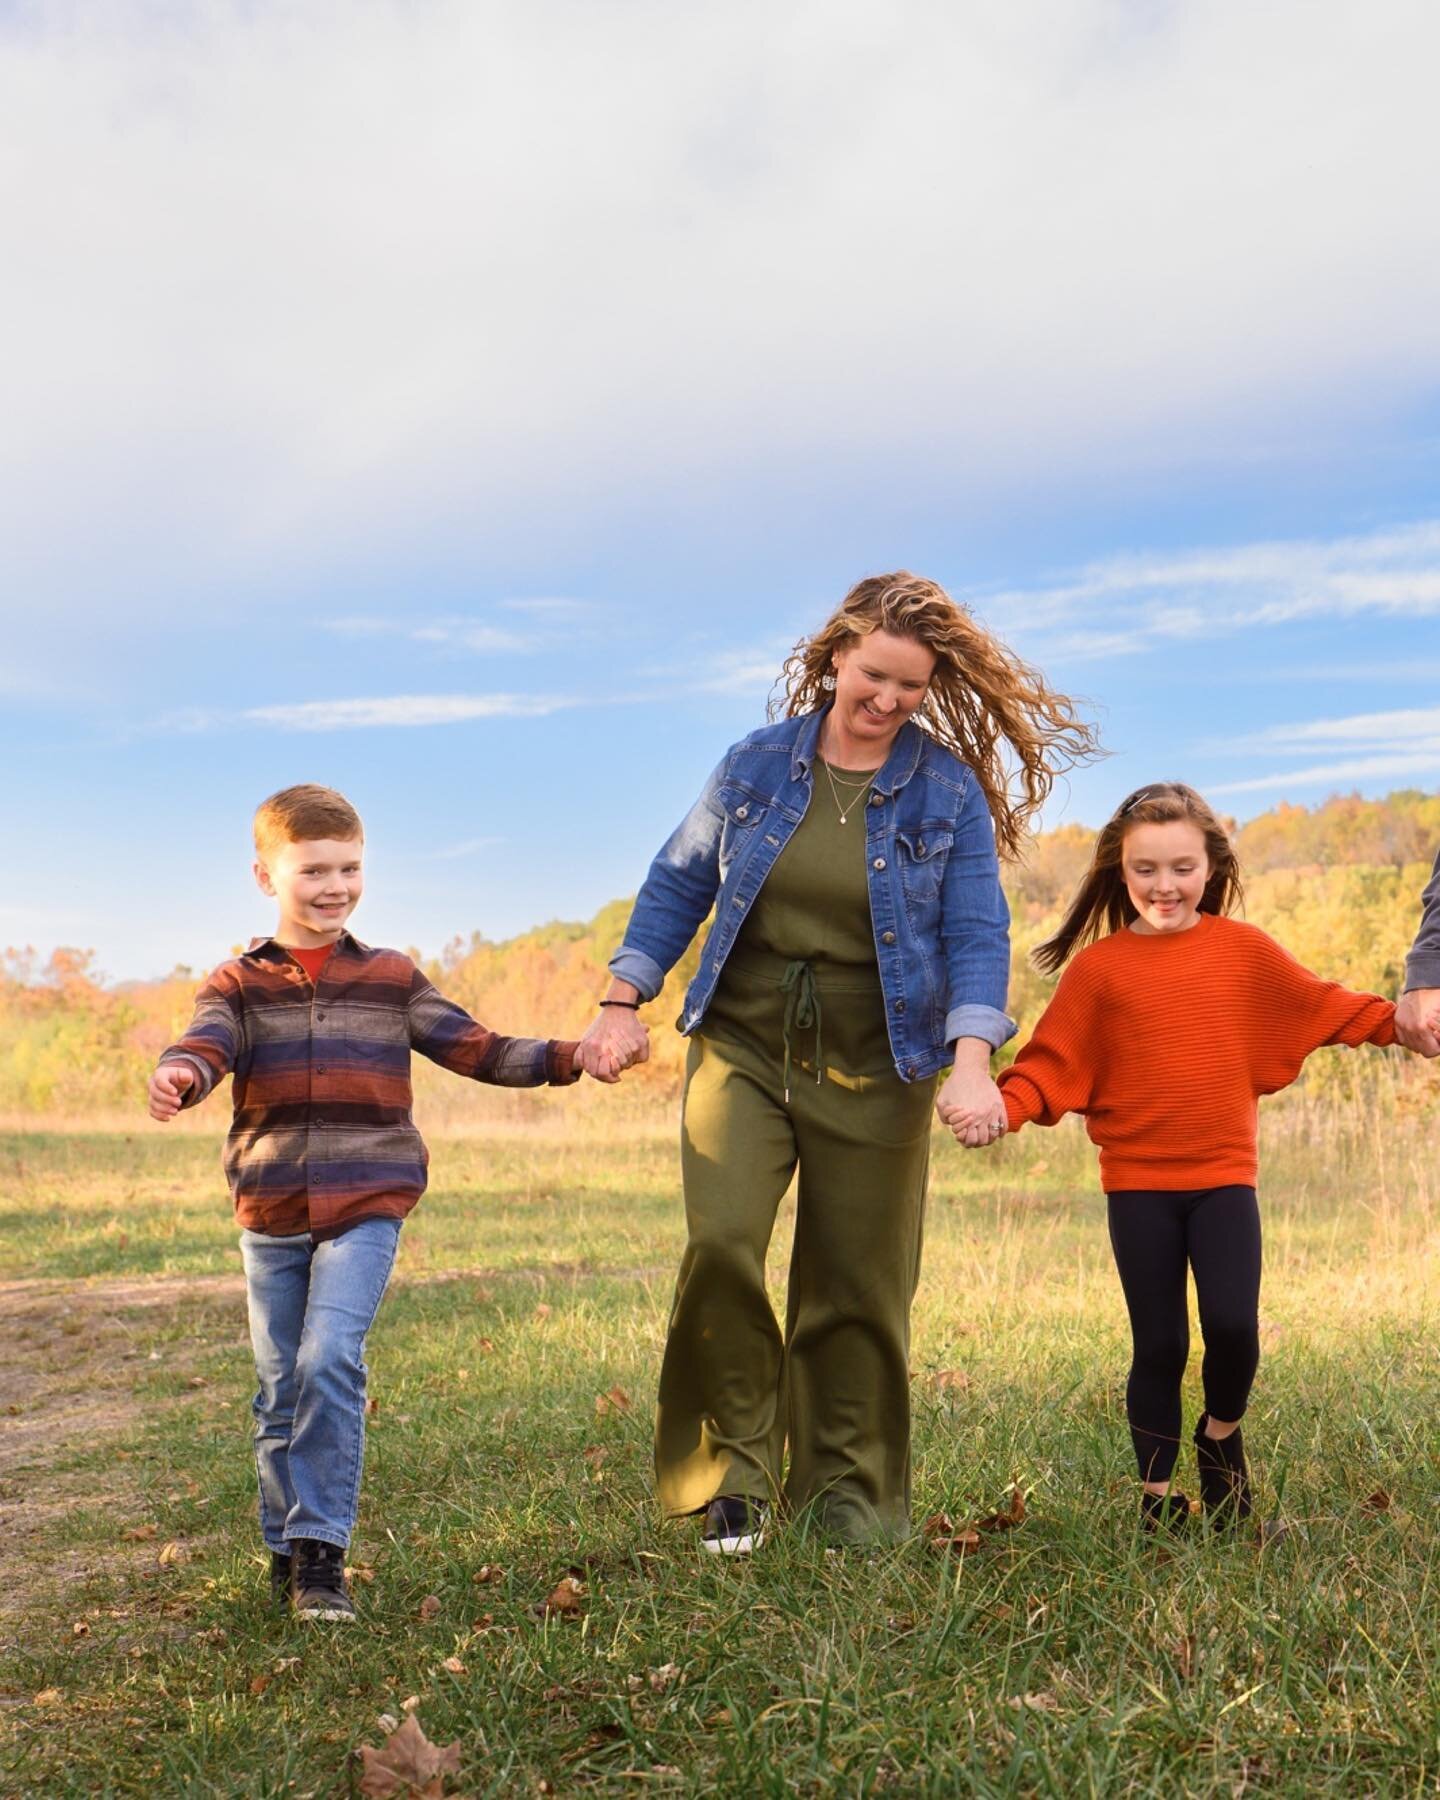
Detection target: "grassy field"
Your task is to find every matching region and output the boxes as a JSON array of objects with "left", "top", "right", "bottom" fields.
[{"left": 1, "top": 1087, "right": 1437, "bottom": 1797}]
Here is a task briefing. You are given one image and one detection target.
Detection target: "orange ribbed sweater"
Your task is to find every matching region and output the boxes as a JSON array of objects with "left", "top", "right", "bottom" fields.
[{"left": 998, "top": 913, "right": 1396, "bottom": 1191}]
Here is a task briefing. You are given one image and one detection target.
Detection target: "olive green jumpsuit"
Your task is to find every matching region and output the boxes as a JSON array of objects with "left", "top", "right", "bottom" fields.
[{"left": 655, "top": 762, "right": 938, "bottom": 1545}]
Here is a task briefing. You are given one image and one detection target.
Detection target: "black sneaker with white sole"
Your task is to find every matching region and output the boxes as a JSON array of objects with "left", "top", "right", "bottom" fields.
[
  {"left": 701, "top": 1495, "right": 767, "bottom": 1556},
  {"left": 292, "top": 1539, "right": 356, "bottom": 1622}
]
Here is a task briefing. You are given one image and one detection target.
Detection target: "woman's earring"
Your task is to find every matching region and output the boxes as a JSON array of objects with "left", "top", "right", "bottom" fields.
[{"left": 821, "top": 671, "right": 837, "bottom": 691}]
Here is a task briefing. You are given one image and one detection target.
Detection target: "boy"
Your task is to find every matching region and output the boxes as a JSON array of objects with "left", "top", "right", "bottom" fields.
[{"left": 148, "top": 784, "right": 582, "bottom": 1622}]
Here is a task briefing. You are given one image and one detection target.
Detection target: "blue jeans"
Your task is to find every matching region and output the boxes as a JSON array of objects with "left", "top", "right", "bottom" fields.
[{"left": 239, "top": 1218, "right": 401, "bottom": 1552}]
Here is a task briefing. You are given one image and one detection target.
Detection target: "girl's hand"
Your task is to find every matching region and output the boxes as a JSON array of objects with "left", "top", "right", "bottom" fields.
[
  {"left": 935, "top": 1060, "right": 1007, "bottom": 1149},
  {"left": 578, "top": 1005, "right": 651, "bottom": 1084},
  {"left": 148, "top": 1063, "right": 195, "bottom": 1121}
]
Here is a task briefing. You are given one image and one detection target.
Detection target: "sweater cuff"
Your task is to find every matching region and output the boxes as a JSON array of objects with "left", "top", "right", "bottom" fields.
[
  {"left": 999, "top": 1076, "right": 1041, "bottom": 1132},
  {"left": 1403, "top": 950, "right": 1440, "bottom": 994},
  {"left": 546, "top": 1040, "right": 583, "bottom": 1086}
]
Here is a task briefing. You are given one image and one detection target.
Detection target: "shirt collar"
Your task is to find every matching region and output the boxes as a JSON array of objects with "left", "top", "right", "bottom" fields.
[
  {"left": 246, "top": 929, "right": 368, "bottom": 959},
  {"left": 790, "top": 706, "right": 924, "bottom": 796}
]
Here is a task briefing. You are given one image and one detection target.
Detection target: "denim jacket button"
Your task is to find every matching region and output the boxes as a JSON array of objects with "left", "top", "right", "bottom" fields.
[
  {"left": 735, "top": 805, "right": 749, "bottom": 820},
  {"left": 872, "top": 857, "right": 886, "bottom": 871},
  {"left": 881, "top": 931, "right": 896, "bottom": 945},
  {"left": 870, "top": 793, "right": 883, "bottom": 805},
  {"left": 893, "top": 999, "right": 906, "bottom": 1015}
]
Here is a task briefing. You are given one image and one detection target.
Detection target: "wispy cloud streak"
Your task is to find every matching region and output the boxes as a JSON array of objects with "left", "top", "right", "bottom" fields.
[
  {"left": 981, "top": 520, "right": 1440, "bottom": 660},
  {"left": 242, "top": 694, "right": 577, "bottom": 731},
  {"left": 1208, "top": 704, "right": 1440, "bottom": 793}
]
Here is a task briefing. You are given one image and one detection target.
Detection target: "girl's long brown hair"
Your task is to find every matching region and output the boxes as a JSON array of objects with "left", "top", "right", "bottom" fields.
[
  {"left": 777, "top": 572, "right": 1100, "bottom": 860},
  {"left": 1033, "top": 782, "right": 1244, "bottom": 974}
]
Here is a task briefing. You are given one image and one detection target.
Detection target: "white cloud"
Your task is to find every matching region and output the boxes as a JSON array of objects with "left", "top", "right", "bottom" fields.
[
  {"left": 1208, "top": 705, "right": 1440, "bottom": 793},
  {"left": 979, "top": 520, "right": 1440, "bottom": 658},
  {"left": 242, "top": 693, "right": 577, "bottom": 731},
  {"left": 4, "top": 2, "right": 1440, "bottom": 618}
]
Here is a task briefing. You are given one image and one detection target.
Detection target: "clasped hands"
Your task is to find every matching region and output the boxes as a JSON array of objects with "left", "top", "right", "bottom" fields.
[
  {"left": 576, "top": 1002, "right": 651, "bottom": 1083},
  {"left": 935, "top": 1056, "right": 1008, "bottom": 1149},
  {"left": 1395, "top": 988, "right": 1440, "bottom": 1057}
]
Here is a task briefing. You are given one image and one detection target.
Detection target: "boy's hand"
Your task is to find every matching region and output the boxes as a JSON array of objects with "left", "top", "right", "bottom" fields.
[
  {"left": 1395, "top": 988, "right": 1440, "bottom": 1056},
  {"left": 148, "top": 1063, "right": 196, "bottom": 1121}
]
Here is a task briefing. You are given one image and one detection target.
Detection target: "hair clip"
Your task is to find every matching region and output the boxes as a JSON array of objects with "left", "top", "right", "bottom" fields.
[{"left": 1118, "top": 784, "right": 1162, "bottom": 816}]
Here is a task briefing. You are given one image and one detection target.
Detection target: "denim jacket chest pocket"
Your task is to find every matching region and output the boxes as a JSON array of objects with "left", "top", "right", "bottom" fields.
[
  {"left": 895, "top": 825, "right": 955, "bottom": 906},
  {"left": 715, "top": 781, "right": 767, "bottom": 880}
]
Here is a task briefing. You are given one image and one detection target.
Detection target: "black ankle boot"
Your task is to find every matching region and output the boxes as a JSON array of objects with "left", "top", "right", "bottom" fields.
[
  {"left": 1140, "top": 1490, "right": 1193, "bottom": 1534},
  {"left": 293, "top": 1539, "right": 356, "bottom": 1622},
  {"left": 1194, "top": 1413, "right": 1252, "bottom": 1524},
  {"left": 269, "top": 1548, "right": 294, "bottom": 1608}
]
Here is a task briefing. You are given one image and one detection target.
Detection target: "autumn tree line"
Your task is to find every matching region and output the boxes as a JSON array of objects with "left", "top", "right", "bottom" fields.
[{"left": 5, "top": 789, "right": 1439, "bottom": 1122}]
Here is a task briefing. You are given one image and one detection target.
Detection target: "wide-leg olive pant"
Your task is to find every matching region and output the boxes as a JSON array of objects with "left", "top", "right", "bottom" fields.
[{"left": 655, "top": 950, "right": 936, "bottom": 1545}]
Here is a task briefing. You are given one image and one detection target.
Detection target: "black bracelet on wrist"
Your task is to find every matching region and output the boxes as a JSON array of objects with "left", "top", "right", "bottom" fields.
[{"left": 598, "top": 998, "right": 641, "bottom": 1010}]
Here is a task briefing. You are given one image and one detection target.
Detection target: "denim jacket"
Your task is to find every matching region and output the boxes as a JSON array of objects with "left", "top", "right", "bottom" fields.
[{"left": 609, "top": 709, "right": 1015, "bottom": 1081}]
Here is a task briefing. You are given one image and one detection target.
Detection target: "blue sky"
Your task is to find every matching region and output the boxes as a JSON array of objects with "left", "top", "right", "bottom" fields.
[{"left": 2, "top": 0, "right": 1439, "bottom": 982}]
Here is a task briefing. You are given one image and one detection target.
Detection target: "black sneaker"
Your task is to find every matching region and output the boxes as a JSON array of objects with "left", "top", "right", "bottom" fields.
[
  {"left": 1140, "top": 1491, "right": 1193, "bottom": 1534},
  {"left": 292, "top": 1540, "right": 356, "bottom": 1622},
  {"left": 269, "top": 1549, "right": 295, "bottom": 1609},
  {"left": 701, "top": 1495, "right": 767, "bottom": 1556},
  {"left": 1194, "top": 1414, "right": 1252, "bottom": 1526}
]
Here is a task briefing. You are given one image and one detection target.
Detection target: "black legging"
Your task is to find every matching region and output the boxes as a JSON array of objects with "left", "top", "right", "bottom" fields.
[{"left": 1106, "top": 1185, "right": 1262, "bottom": 1483}]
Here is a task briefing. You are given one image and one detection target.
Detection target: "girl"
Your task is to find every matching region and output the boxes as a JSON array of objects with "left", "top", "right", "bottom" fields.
[{"left": 983, "top": 782, "right": 1397, "bottom": 1531}]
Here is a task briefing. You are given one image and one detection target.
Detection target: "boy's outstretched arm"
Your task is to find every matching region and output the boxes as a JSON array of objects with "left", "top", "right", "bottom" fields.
[
  {"left": 407, "top": 968, "right": 581, "bottom": 1087},
  {"left": 150, "top": 970, "right": 242, "bottom": 1121}
]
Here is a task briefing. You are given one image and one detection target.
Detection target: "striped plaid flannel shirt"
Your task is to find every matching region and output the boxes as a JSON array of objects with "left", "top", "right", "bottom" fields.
[{"left": 158, "top": 932, "right": 580, "bottom": 1239}]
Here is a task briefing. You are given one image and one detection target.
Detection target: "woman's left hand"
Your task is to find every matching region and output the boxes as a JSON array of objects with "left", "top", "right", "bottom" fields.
[{"left": 935, "top": 1056, "right": 1007, "bottom": 1149}]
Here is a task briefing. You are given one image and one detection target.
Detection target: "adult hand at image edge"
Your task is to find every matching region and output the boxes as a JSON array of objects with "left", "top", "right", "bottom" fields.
[{"left": 1394, "top": 987, "right": 1440, "bottom": 1056}]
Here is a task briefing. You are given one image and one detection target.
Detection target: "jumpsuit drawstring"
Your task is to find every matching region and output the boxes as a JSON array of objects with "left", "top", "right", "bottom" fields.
[{"left": 779, "top": 959, "right": 824, "bottom": 1103}]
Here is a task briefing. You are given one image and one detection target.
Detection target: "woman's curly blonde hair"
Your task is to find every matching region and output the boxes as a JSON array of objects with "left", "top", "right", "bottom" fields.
[{"left": 775, "top": 572, "right": 1101, "bottom": 860}]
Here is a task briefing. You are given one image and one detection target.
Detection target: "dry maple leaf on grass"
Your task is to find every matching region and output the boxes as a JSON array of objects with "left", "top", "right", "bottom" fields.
[
  {"left": 922, "top": 1512, "right": 981, "bottom": 1557},
  {"left": 975, "top": 1486, "right": 1027, "bottom": 1532},
  {"left": 538, "top": 1575, "right": 586, "bottom": 1618},
  {"left": 594, "top": 1386, "right": 632, "bottom": 1418},
  {"left": 358, "top": 1712, "right": 462, "bottom": 1798}
]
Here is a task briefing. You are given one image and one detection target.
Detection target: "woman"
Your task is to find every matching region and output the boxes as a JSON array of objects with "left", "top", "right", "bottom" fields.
[{"left": 579, "top": 573, "right": 1097, "bottom": 1551}]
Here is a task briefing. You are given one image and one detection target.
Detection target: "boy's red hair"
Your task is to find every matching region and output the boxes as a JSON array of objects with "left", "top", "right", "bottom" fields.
[{"left": 253, "top": 784, "right": 364, "bottom": 862}]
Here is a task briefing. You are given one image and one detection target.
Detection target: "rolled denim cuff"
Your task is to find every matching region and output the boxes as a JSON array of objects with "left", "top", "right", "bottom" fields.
[
  {"left": 608, "top": 945, "right": 666, "bottom": 1003},
  {"left": 944, "top": 1003, "right": 1017, "bottom": 1053}
]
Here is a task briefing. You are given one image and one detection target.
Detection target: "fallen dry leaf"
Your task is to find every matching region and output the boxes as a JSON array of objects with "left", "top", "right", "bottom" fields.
[
  {"left": 930, "top": 1369, "right": 970, "bottom": 1393},
  {"left": 1006, "top": 1691, "right": 1060, "bottom": 1713},
  {"left": 1362, "top": 1489, "right": 1392, "bottom": 1512},
  {"left": 377, "top": 1712, "right": 399, "bottom": 1733},
  {"left": 975, "top": 1486, "right": 1027, "bottom": 1533},
  {"left": 401, "top": 1695, "right": 422, "bottom": 1713},
  {"left": 648, "top": 1662, "right": 681, "bottom": 1693},
  {"left": 472, "top": 1564, "right": 503, "bottom": 1586},
  {"left": 346, "top": 1564, "right": 376, "bottom": 1585},
  {"left": 594, "top": 1386, "right": 632, "bottom": 1418},
  {"left": 922, "top": 1511, "right": 981, "bottom": 1557},
  {"left": 122, "top": 1524, "right": 158, "bottom": 1542},
  {"left": 366, "top": 1397, "right": 381, "bottom": 1416},
  {"left": 540, "top": 1575, "right": 586, "bottom": 1618},
  {"left": 418, "top": 1595, "right": 442, "bottom": 1623},
  {"left": 358, "top": 1711, "right": 462, "bottom": 1798},
  {"left": 440, "top": 1656, "right": 466, "bottom": 1675},
  {"left": 582, "top": 1446, "right": 608, "bottom": 1470},
  {"left": 33, "top": 1689, "right": 62, "bottom": 1708},
  {"left": 71, "top": 1621, "right": 90, "bottom": 1638},
  {"left": 188, "top": 1375, "right": 208, "bottom": 1389},
  {"left": 249, "top": 1675, "right": 271, "bottom": 1697},
  {"left": 477, "top": 1337, "right": 495, "bottom": 1354},
  {"left": 157, "top": 1541, "right": 186, "bottom": 1567}
]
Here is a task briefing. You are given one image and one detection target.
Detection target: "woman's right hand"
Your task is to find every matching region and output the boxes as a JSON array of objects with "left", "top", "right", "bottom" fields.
[{"left": 578, "top": 999, "right": 651, "bottom": 1083}]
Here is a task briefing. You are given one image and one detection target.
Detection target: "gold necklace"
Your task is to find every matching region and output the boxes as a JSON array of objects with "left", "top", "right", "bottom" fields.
[{"left": 821, "top": 758, "right": 876, "bottom": 825}]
